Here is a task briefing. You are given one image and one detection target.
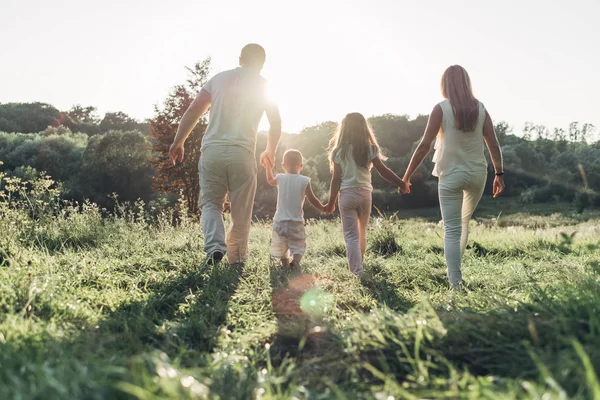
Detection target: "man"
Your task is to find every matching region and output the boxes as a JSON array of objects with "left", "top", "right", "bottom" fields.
[{"left": 169, "top": 43, "right": 281, "bottom": 265}]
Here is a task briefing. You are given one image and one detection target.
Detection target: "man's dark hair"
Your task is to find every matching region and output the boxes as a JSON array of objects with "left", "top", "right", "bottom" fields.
[{"left": 240, "top": 44, "right": 266, "bottom": 68}]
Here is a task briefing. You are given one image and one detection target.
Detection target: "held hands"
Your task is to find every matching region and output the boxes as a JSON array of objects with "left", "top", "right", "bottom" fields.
[
  {"left": 260, "top": 149, "right": 275, "bottom": 169},
  {"left": 398, "top": 178, "right": 411, "bottom": 195},
  {"left": 324, "top": 201, "right": 336, "bottom": 215},
  {"left": 169, "top": 142, "right": 184, "bottom": 165},
  {"left": 493, "top": 175, "right": 505, "bottom": 198}
]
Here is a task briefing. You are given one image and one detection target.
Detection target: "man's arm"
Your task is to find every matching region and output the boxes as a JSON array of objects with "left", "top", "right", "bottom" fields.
[
  {"left": 260, "top": 102, "right": 282, "bottom": 169},
  {"left": 266, "top": 167, "right": 278, "bottom": 186},
  {"left": 169, "top": 89, "right": 212, "bottom": 164},
  {"left": 325, "top": 164, "right": 342, "bottom": 214},
  {"left": 305, "top": 182, "right": 325, "bottom": 212}
]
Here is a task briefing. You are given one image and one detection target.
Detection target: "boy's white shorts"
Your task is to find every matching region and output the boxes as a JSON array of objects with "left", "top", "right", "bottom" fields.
[{"left": 270, "top": 221, "right": 306, "bottom": 258}]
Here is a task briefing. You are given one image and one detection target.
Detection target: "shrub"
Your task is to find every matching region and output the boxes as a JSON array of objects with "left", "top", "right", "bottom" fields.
[{"left": 369, "top": 224, "right": 403, "bottom": 256}]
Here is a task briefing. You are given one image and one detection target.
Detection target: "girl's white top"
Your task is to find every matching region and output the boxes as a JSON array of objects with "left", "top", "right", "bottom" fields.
[
  {"left": 432, "top": 99, "right": 488, "bottom": 177},
  {"left": 334, "top": 145, "right": 378, "bottom": 191}
]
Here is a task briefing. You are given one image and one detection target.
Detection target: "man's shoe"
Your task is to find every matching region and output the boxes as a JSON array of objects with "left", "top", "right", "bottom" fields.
[{"left": 205, "top": 251, "right": 224, "bottom": 267}]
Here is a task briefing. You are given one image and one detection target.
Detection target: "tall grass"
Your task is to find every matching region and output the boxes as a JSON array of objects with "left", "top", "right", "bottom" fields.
[{"left": 1, "top": 172, "right": 599, "bottom": 398}]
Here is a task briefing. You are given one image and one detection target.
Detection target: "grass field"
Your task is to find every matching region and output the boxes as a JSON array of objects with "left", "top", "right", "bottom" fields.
[{"left": 1, "top": 197, "right": 599, "bottom": 399}]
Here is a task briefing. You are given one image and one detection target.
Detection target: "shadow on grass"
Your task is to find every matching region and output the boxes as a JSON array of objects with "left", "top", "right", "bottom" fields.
[
  {"left": 361, "top": 271, "right": 416, "bottom": 312},
  {"left": 268, "top": 264, "right": 341, "bottom": 362},
  {"left": 309, "top": 279, "right": 600, "bottom": 398},
  {"left": 0, "top": 261, "right": 244, "bottom": 398},
  {"left": 96, "top": 262, "right": 244, "bottom": 364}
]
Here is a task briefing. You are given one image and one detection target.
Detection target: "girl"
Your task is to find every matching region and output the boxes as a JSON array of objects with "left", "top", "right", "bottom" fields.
[
  {"left": 402, "top": 65, "right": 505, "bottom": 290},
  {"left": 325, "top": 112, "right": 408, "bottom": 276}
]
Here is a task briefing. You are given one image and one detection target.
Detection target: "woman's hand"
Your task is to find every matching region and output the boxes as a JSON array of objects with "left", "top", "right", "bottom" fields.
[
  {"left": 493, "top": 175, "right": 505, "bottom": 198},
  {"left": 325, "top": 201, "right": 336, "bottom": 214},
  {"left": 398, "top": 178, "right": 411, "bottom": 194}
]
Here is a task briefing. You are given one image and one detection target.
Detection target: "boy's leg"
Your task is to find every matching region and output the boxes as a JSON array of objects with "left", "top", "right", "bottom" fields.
[
  {"left": 271, "top": 223, "right": 290, "bottom": 267},
  {"left": 288, "top": 222, "right": 306, "bottom": 268},
  {"left": 199, "top": 148, "right": 228, "bottom": 258}
]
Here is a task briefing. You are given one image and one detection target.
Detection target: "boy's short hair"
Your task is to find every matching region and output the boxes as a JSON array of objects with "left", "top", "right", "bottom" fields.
[{"left": 283, "top": 149, "right": 303, "bottom": 166}]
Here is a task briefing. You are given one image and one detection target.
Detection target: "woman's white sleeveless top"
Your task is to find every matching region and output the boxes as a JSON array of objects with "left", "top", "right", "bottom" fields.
[{"left": 432, "top": 99, "right": 488, "bottom": 177}]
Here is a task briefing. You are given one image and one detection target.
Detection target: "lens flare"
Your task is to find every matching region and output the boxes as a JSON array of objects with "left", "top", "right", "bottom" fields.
[{"left": 299, "top": 289, "right": 333, "bottom": 318}]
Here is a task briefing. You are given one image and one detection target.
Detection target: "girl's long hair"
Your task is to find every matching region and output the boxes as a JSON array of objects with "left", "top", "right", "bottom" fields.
[
  {"left": 441, "top": 65, "right": 479, "bottom": 132},
  {"left": 327, "top": 112, "right": 384, "bottom": 170}
]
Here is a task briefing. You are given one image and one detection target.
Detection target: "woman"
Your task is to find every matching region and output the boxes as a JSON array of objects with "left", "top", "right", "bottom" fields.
[{"left": 402, "top": 65, "right": 505, "bottom": 290}]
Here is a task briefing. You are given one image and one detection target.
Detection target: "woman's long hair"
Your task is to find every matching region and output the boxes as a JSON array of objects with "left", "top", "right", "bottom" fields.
[
  {"left": 441, "top": 65, "right": 479, "bottom": 132},
  {"left": 327, "top": 112, "right": 384, "bottom": 170}
]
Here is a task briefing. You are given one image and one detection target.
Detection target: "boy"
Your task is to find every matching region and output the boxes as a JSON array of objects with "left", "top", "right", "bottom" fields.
[{"left": 266, "top": 149, "right": 325, "bottom": 268}]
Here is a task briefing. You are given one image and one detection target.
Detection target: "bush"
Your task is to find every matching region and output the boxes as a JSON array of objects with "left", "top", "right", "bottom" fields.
[
  {"left": 369, "top": 227, "right": 403, "bottom": 256},
  {"left": 520, "top": 185, "right": 560, "bottom": 204},
  {"left": 574, "top": 188, "right": 597, "bottom": 213}
]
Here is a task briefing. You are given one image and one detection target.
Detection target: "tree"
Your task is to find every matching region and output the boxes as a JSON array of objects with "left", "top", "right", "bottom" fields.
[
  {"left": 99, "top": 111, "right": 140, "bottom": 132},
  {"left": 68, "top": 105, "right": 100, "bottom": 125},
  {"left": 0, "top": 102, "right": 60, "bottom": 133},
  {"left": 80, "top": 130, "right": 154, "bottom": 206},
  {"left": 494, "top": 121, "right": 511, "bottom": 142},
  {"left": 0, "top": 131, "right": 88, "bottom": 196},
  {"left": 149, "top": 59, "right": 211, "bottom": 215}
]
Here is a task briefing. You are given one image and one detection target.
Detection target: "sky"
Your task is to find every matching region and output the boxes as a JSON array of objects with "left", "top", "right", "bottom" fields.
[{"left": 1, "top": 0, "right": 599, "bottom": 135}]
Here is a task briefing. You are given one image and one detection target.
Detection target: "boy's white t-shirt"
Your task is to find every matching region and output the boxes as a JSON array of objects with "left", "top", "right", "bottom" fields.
[
  {"left": 333, "top": 145, "right": 379, "bottom": 191},
  {"left": 274, "top": 173, "right": 310, "bottom": 223}
]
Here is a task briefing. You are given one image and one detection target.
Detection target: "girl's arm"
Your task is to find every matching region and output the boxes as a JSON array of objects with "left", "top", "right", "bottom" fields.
[
  {"left": 372, "top": 157, "right": 408, "bottom": 192},
  {"left": 482, "top": 110, "right": 505, "bottom": 198},
  {"left": 325, "top": 164, "right": 342, "bottom": 214},
  {"left": 305, "top": 182, "right": 326, "bottom": 212},
  {"left": 402, "top": 104, "right": 443, "bottom": 184},
  {"left": 265, "top": 166, "right": 278, "bottom": 186}
]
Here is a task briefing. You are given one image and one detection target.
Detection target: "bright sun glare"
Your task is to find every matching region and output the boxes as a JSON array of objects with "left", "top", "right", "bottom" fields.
[{"left": 259, "top": 82, "right": 284, "bottom": 132}]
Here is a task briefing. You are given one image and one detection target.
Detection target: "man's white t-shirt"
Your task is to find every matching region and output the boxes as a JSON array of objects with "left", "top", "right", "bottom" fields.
[
  {"left": 274, "top": 173, "right": 310, "bottom": 223},
  {"left": 201, "top": 67, "right": 269, "bottom": 154},
  {"left": 333, "top": 145, "right": 379, "bottom": 191}
]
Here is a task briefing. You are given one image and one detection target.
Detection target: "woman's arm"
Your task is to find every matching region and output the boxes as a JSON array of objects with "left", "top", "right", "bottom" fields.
[
  {"left": 325, "top": 164, "right": 342, "bottom": 214},
  {"left": 402, "top": 104, "right": 443, "bottom": 184},
  {"left": 305, "top": 182, "right": 326, "bottom": 212},
  {"left": 372, "top": 157, "right": 408, "bottom": 192},
  {"left": 482, "top": 110, "right": 505, "bottom": 198}
]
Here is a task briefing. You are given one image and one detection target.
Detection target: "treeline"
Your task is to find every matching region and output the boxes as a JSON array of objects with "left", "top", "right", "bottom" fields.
[
  {"left": 0, "top": 115, "right": 597, "bottom": 218},
  {"left": 0, "top": 102, "right": 148, "bottom": 136},
  {"left": 0, "top": 59, "right": 598, "bottom": 216},
  {"left": 255, "top": 119, "right": 600, "bottom": 216},
  {"left": 0, "top": 129, "right": 155, "bottom": 208}
]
